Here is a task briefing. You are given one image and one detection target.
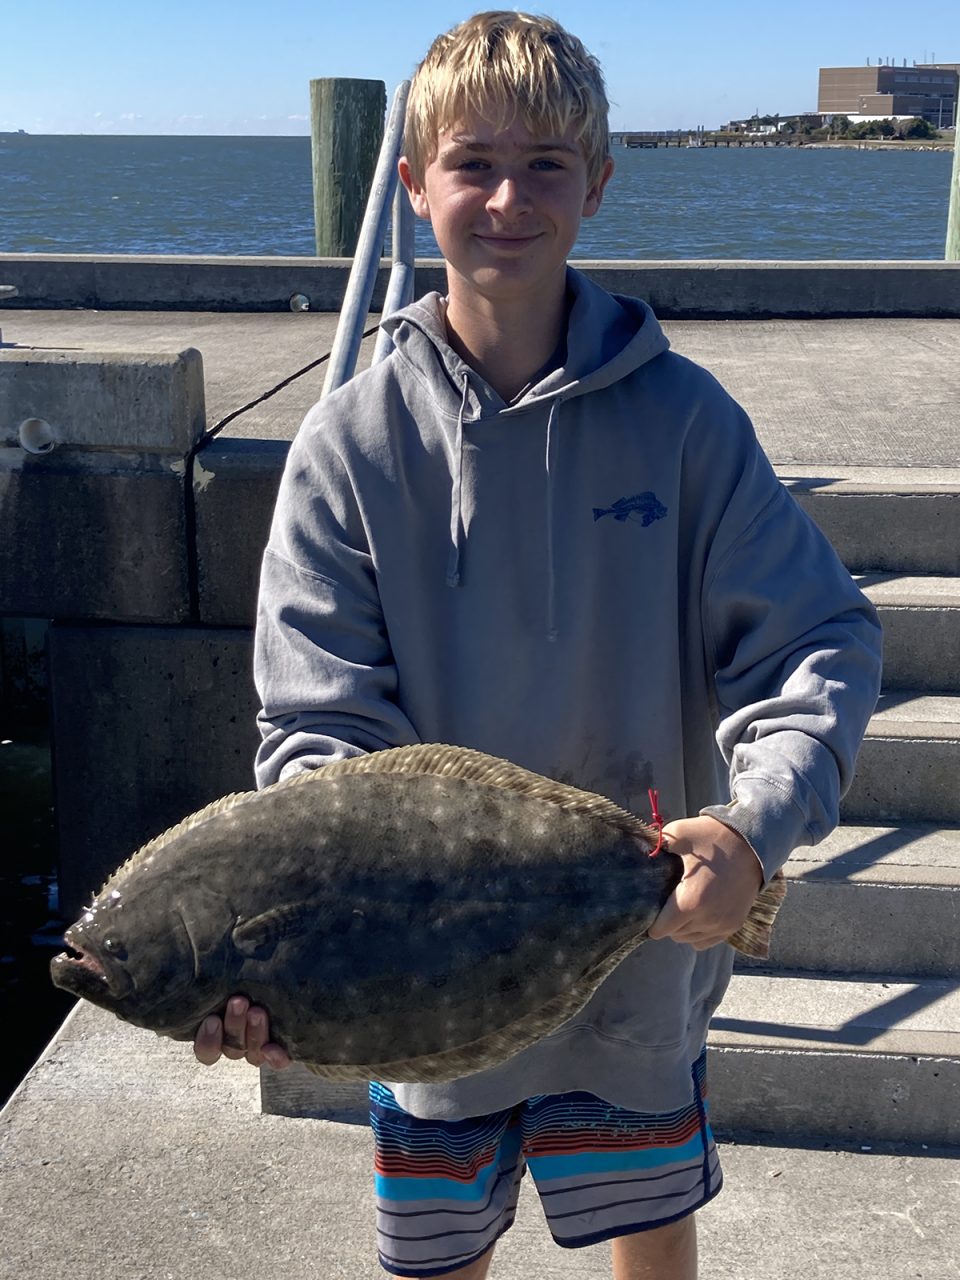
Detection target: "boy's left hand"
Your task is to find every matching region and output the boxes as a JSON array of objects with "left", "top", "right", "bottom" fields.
[{"left": 647, "top": 815, "right": 764, "bottom": 951}]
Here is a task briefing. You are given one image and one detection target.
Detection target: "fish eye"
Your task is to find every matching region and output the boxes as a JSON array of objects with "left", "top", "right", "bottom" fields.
[{"left": 103, "top": 936, "right": 128, "bottom": 960}]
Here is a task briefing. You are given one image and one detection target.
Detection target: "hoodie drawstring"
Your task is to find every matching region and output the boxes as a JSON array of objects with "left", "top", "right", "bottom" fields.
[
  {"left": 446, "top": 374, "right": 469, "bottom": 588},
  {"left": 447, "top": 376, "right": 561, "bottom": 644},
  {"left": 544, "top": 399, "right": 560, "bottom": 643}
]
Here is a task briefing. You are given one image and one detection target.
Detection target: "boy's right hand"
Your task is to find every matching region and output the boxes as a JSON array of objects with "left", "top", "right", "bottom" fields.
[{"left": 194, "top": 995, "right": 292, "bottom": 1070}]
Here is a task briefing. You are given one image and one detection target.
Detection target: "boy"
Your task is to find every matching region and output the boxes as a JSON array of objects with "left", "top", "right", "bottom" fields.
[{"left": 196, "top": 12, "right": 882, "bottom": 1279}]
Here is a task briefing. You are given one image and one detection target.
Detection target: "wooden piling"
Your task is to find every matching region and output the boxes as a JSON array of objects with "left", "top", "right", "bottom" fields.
[
  {"left": 311, "top": 78, "right": 386, "bottom": 258},
  {"left": 947, "top": 127, "right": 960, "bottom": 261}
]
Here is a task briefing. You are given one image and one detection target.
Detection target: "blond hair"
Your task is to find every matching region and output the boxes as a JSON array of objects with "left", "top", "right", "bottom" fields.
[{"left": 404, "top": 11, "right": 610, "bottom": 186}]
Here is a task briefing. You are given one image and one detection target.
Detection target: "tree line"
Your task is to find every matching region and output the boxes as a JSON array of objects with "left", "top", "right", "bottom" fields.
[{"left": 763, "top": 114, "right": 942, "bottom": 141}]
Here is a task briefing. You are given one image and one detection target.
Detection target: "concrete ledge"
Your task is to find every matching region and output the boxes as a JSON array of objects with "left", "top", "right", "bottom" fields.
[
  {"left": 857, "top": 576, "right": 960, "bottom": 691},
  {"left": 47, "top": 624, "right": 259, "bottom": 917},
  {"left": 2, "top": 253, "right": 960, "bottom": 317},
  {"left": 0, "top": 455, "right": 193, "bottom": 621},
  {"left": 785, "top": 484, "right": 960, "bottom": 576},
  {"left": 0, "top": 347, "right": 206, "bottom": 452},
  {"left": 711, "top": 972, "right": 960, "bottom": 1145},
  {"left": 580, "top": 260, "right": 960, "bottom": 319},
  {"left": 193, "top": 437, "right": 288, "bottom": 625},
  {"left": 846, "top": 694, "right": 960, "bottom": 824},
  {"left": 0, "top": 346, "right": 207, "bottom": 620},
  {"left": 744, "top": 823, "right": 960, "bottom": 978}
]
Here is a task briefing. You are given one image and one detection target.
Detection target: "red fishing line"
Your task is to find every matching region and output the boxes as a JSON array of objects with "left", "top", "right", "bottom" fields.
[{"left": 647, "top": 789, "right": 664, "bottom": 856}]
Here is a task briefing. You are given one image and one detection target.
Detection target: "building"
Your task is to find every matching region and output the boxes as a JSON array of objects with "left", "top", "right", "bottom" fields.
[{"left": 818, "top": 62, "right": 958, "bottom": 128}]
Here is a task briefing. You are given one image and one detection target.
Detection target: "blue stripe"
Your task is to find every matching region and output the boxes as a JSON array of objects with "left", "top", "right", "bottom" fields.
[{"left": 527, "top": 1130, "right": 707, "bottom": 1181}]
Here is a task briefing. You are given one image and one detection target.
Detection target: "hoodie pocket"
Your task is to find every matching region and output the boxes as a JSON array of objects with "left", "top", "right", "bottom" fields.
[{"left": 571, "top": 938, "right": 696, "bottom": 1049}]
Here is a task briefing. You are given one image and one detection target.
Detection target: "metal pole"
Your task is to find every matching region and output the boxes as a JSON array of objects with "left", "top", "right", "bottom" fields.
[
  {"left": 372, "top": 180, "right": 416, "bottom": 365},
  {"left": 322, "top": 81, "right": 411, "bottom": 397},
  {"left": 947, "top": 122, "right": 960, "bottom": 261}
]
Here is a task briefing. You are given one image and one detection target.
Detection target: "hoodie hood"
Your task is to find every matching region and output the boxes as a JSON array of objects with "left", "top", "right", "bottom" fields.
[
  {"left": 381, "top": 268, "right": 671, "bottom": 624},
  {"left": 382, "top": 266, "right": 671, "bottom": 424}
]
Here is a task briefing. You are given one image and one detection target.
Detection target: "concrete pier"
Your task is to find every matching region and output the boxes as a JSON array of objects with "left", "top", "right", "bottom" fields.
[{"left": 1, "top": 255, "right": 958, "bottom": 1278}]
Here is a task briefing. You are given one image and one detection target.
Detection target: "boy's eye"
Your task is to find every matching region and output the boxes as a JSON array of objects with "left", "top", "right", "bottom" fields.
[{"left": 531, "top": 158, "right": 564, "bottom": 171}]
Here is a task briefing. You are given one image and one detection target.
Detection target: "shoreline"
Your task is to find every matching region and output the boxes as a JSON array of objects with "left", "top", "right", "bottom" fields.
[
  {"left": 619, "top": 137, "right": 954, "bottom": 153},
  {"left": 800, "top": 139, "right": 953, "bottom": 152}
]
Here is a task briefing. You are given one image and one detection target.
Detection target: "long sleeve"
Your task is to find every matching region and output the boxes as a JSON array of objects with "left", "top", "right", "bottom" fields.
[
  {"left": 697, "top": 439, "right": 882, "bottom": 881},
  {"left": 253, "top": 408, "right": 421, "bottom": 790}
]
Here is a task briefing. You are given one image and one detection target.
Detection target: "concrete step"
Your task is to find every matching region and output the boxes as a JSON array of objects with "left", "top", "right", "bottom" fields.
[
  {"left": 843, "top": 691, "right": 960, "bottom": 824},
  {"left": 781, "top": 468, "right": 960, "bottom": 576},
  {"left": 740, "top": 823, "right": 960, "bottom": 979},
  {"left": 857, "top": 574, "right": 960, "bottom": 692},
  {"left": 708, "top": 971, "right": 960, "bottom": 1145}
]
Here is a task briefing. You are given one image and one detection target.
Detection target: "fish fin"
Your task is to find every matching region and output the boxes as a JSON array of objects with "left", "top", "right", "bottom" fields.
[
  {"left": 233, "top": 903, "right": 315, "bottom": 959},
  {"left": 296, "top": 744, "right": 660, "bottom": 850},
  {"left": 98, "top": 788, "right": 259, "bottom": 897},
  {"left": 726, "top": 870, "right": 787, "bottom": 959}
]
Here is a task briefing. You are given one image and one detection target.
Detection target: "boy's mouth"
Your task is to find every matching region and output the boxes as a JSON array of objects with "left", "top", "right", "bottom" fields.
[{"left": 474, "top": 232, "right": 542, "bottom": 247}]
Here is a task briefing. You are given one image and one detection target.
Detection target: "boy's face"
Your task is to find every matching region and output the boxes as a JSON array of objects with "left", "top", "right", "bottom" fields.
[{"left": 400, "top": 111, "right": 613, "bottom": 310}]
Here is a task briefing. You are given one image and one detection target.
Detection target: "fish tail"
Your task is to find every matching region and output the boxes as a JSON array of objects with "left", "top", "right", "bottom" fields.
[
  {"left": 592, "top": 507, "right": 610, "bottom": 521},
  {"left": 726, "top": 870, "right": 787, "bottom": 959}
]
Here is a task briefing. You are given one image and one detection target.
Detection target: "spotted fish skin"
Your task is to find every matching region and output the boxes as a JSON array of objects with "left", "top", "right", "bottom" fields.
[
  {"left": 48, "top": 746, "right": 686, "bottom": 1081},
  {"left": 50, "top": 745, "right": 782, "bottom": 1082}
]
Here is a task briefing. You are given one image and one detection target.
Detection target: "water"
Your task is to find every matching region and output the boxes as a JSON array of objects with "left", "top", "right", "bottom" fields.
[
  {"left": 0, "top": 134, "right": 953, "bottom": 260},
  {"left": 0, "top": 732, "right": 74, "bottom": 1108}
]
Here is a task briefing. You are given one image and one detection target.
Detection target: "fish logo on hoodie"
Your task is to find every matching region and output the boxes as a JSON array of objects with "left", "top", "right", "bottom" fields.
[{"left": 593, "top": 493, "right": 667, "bottom": 527}]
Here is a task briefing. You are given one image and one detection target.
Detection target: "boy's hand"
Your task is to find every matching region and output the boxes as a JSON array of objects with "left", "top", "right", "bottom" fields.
[
  {"left": 647, "top": 816, "right": 763, "bottom": 951},
  {"left": 193, "top": 996, "right": 292, "bottom": 1070}
]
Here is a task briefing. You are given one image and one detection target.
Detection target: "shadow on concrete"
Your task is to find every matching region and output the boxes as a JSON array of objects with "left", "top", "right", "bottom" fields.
[
  {"left": 796, "top": 823, "right": 958, "bottom": 880},
  {"left": 712, "top": 974, "right": 959, "bottom": 1047}
]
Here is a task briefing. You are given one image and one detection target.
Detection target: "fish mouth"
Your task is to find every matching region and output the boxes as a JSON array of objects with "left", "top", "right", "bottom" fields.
[{"left": 49, "top": 929, "right": 132, "bottom": 1002}]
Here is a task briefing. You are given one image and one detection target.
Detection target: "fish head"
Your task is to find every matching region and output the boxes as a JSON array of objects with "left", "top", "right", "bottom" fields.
[{"left": 50, "top": 878, "right": 235, "bottom": 1039}]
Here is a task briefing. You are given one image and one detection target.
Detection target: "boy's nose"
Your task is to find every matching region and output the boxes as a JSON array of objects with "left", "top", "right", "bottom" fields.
[{"left": 487, "top": 175, "right": 532, "bottom": 216}]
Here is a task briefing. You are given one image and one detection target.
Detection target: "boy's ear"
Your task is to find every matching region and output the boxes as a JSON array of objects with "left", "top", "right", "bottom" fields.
[
  {"left": 399, "top": 156, "right": 431, "bottom": 220},
  {"left": 583, "top": 157, "right": 615, "bottom": 219}
]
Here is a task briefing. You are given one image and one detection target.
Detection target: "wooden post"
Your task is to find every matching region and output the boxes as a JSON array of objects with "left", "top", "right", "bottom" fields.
[
  {"left": 947, "top": 126, "right": 960, "bottom": 261},
  {"left": 311, "top": 78, "right": 386, "bottom": 258}
]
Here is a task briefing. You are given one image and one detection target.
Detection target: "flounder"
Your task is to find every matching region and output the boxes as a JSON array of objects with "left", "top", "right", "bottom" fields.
[{"left": 50, "top": 744, "right": 783, "bottom": 1082}]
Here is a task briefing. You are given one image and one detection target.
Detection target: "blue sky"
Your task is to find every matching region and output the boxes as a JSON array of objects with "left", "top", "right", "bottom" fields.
[{"left": 5, "top": 0, "right": 957, "bottom": 135}]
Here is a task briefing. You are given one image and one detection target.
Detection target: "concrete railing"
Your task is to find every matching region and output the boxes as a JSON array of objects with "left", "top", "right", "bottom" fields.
[{"left": 2, "top": 254, "right": 960, "bottom": 317}]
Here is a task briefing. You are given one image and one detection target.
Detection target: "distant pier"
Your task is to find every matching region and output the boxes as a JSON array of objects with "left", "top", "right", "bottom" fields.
[{"left": 609, "top": 131, "right": 801, "bottom": 148}]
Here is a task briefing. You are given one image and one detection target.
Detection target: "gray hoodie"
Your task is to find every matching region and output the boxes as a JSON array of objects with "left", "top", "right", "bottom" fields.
[{"left": 254, "top": 267, "right": 882, "bottom": 1117}]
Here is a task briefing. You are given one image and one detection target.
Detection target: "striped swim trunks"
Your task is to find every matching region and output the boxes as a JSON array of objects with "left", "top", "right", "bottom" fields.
[{"left": 369, "top": 1050, "right": 722, "bottom": 1277}]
